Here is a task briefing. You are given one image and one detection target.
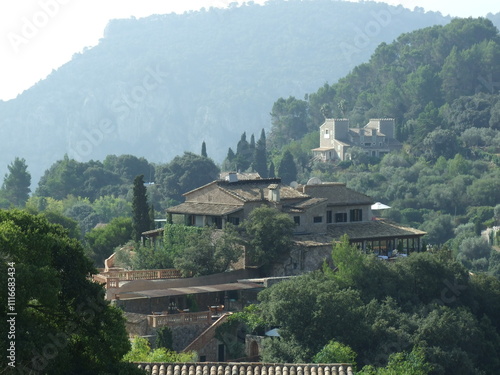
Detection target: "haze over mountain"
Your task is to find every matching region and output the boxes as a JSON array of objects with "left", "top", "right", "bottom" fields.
[{"left": 0, "top": 0, "right": 482, "bottom": 184}]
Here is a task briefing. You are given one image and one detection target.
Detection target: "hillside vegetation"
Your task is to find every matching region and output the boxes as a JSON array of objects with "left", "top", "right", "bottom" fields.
[
  {"left": 0, "top": 0, "right": 452, "bottom": 184},
  {"left": 224, "top": 17, "right": 500, "bottom": 276}
]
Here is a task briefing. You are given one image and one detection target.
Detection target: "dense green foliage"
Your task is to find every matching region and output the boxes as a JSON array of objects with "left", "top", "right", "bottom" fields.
[
  {"left": 127, "top": 223, "right": 243, "bottom": 274},
  {"left": 242, "top": 206, "right": 295, "bottom": 266},
  {"left": 358, "top": 347, "right": 431, "bottom": 375},
  {"left": 256, "top": 240, "right": 500, "bottom": 374},
  {"left": 123, "top": 336, "right": 195, "bottom": 363},
  {"left": 154, "top": 152, "right": 220, "bottom": 205},
  {"left": 155, "top": 326, "right": 174, "bottom": 351},
  {"left": 173, "top": 224, "right": 243, "bottom": 277},
  {"left": 84, "top": 217, "right": 133, "bottom": 266},
  {"left": 0, "top": 209, "right": 141, "bottom": 374},
  {"left": 312, "top": 340, "right": 358, "bottom": 366}
]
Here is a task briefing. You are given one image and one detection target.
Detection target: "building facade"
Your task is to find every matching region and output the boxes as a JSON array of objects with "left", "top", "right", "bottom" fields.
[
  {"left": 312, "top": 118, "right": 402, "bottom": 161},
  {"left": 166, "top": 175, "right": 425, "bottom": 257}
]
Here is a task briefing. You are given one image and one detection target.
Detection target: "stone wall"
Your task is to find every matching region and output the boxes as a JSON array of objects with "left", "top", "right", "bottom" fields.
[
  {"left": 170, "top": 323, "right": 213, "bottom": 352},
  {"left": 271, "top": 243, "right": 332, "bottom": 276}
]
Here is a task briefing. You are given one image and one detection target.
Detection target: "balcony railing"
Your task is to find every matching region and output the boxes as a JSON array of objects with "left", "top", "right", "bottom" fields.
[
  {"left": 148, "top": 311, "right": 212, "bottom": 328},
  {"left": 93, "top": 268, "right": 185, "bottom": 289}
]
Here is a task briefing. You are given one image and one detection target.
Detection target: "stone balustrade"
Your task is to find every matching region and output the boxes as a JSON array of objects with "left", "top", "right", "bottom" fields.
[
  {"left": 148, "top": 311, "right": 212, "bottom": 328},
  {"left": 93, "top": 268, "right": 185, "bottom": 289}
]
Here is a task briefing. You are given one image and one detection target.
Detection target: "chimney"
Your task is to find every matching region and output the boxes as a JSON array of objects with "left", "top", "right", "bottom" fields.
[
  {"left": 226, "top": 172, "right": 238, "bottom": 183},
  {"left": 268, "top": 184, "right": 280, "bottom": 203}
]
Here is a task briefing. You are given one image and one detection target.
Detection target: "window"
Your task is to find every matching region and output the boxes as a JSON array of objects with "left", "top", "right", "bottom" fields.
[
  {"left": 313, "top": 216, "right": 323, "bottom": 223},
  {"left": 211, "top": 216, "right": 223, "bottom": 229},
  {"left": 294, "top": 216, "right": 301, "bottom": 226},
  {"left": 350, "top": 209, "right": 363, "bottom": 222},
  {"left": 228, "top": 217, "right": 240, "bottom": 225},
  {"left": 335, "top": 213, "right": 347, "bottom": 223},
  {"left": 327, "top": 210, "right": 333, "bottom": 224}
]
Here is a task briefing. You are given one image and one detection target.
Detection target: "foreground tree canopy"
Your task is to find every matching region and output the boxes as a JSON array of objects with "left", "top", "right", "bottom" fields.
[
  {"left": 256, "top": 237, "right": 500, "bottom": 374},
  {"left": 0, "top": 209, "right": 142, "bottom": 374}
]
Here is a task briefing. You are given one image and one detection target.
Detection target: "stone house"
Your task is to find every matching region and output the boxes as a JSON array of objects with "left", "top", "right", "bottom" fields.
[
  {"left": 166, "top": 176, "right": 425, "bottom": 261},
  {"left": 311, "top": 118, "right": 402, "bottom": 161}
]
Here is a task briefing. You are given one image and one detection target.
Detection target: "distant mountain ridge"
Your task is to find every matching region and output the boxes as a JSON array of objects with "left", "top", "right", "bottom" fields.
[{"left": 0, "top": 0, "right": 467, "bottom": 184}]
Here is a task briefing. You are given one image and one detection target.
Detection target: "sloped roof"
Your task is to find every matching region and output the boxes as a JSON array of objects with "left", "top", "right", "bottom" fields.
[
  {"left": 282, "top": 198, "right": 328, "bottom": 213},
  {"left": 118, "top": 282, "right": 263, "bottom": 299},
  {"left": 327, "top": 220, "right": 426, "bottom": 240},
  {"left": 135, "top": 363, "right": 354, "bottom": 375},
  {"left": 217, "top": 179, "right": 308, "bottom": 202},
  {"left": 167, "top": 202, "right": 243, "bottom": 216},
  {"left": 303, "top": 183, "right": 373, "bottom": 206},
  {"left": 219, "top": 172, "right": 261, "bottom": 180}
]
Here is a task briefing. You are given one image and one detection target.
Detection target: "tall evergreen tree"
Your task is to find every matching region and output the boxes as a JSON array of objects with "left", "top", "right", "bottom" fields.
[
  {"left": 236, "top": 132, "right": 251, "bottom": 171},
  {"left": 221, "top": 147, "right": 237, "bottom": 172},
  {"left": 269, "top": 161, "right": 276, "bottom": 178},
  {"left": 252, "top": 129, "right": 268, "bottom": 178},
  {"left": 250, "top": 134, "right": 256, "bottom": 149},
  {"left": 132, "top": 175, "right": 151, "bottom": 242},
  {"left": 1, "top": 157, "right": 31, "bottom": 207},
  {"left": 201, "top": 141, "right": 207, "bottom": 157},
  {"left": 278, "top": 150, "right": 297, "bottom": 185}
]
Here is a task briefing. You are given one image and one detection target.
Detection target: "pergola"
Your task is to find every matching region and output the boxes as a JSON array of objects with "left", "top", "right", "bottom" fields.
[{"left": 327, "top": 219, "right": 427, "bottom": 255}]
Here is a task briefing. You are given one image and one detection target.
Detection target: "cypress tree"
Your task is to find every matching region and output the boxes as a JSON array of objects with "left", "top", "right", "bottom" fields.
[
  {"left": 269, "top": 161, "right": 276, "bottom": 178},
  {"left": 201, "top": 141, "right": 207, "bottom": 157},
  {"left": 236, "top": 132, "right": 251, "bottom": 171},
  {"left": 278, "top": 150, "right": 297, "bottom": 185},
  {"left": 252, "top": 129, "right": 268, "bottom": 178},
  {"left": 132, "top": 174, "right": 151, "bottom": 242},
  {"left": 250, "top": 134, "right": 256, "bottom": 149}
]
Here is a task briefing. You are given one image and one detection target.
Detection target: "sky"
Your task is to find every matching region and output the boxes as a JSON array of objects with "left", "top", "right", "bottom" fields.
[{"left": 1, "top": 0, "right": 499, "bottom": 102}]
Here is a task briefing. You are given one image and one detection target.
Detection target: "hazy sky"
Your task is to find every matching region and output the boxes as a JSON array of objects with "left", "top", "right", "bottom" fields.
[{"left": 1, "top": 0, "right": 499, "bottom": 101}]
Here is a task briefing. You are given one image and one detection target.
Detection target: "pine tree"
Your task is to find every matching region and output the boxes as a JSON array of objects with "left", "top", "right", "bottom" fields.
[
  {"left": 132, "top": 175, "right": 151, "bottom": 242},
  {"left": 252, "top": 129, "right": 268, "bottom": 178},
  {"left": 1, "top": 157, "right": 31, "bottom": 207},
  {"left": 278, "top": 150, "right": 297, "bottom": 185},
  {"left": 201, "top": 141, "right": 207, "bottom": 157}
]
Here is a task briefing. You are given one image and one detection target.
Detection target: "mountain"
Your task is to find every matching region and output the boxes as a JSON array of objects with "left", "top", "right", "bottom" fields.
[{"left": 0, "top": 0, "right": 456, "bottom": 184}]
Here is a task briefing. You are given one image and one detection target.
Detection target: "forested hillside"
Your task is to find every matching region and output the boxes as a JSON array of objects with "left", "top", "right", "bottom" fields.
[
  {"left": 0, "top": 0, "right": 452, "bottom": 184},
  {"left": 214, "top": 18, "right": 500, "bottom": 278}
]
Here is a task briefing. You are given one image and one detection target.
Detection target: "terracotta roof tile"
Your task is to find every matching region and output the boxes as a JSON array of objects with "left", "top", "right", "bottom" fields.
[{"left": 135, "top": 363, "right": 354, "bottom": 375}]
